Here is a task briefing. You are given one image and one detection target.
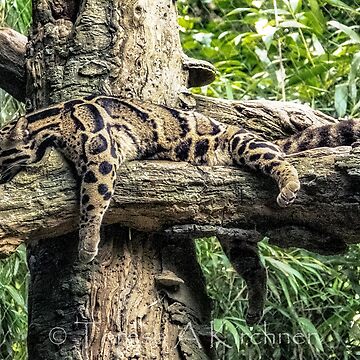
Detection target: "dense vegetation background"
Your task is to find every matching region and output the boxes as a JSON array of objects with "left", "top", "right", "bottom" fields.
[{"left": 0, "top": 0, "right": 359, "bottom": 359}]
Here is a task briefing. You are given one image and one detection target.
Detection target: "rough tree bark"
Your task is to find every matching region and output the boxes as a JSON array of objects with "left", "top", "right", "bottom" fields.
[{"left": 0, "top": 1, "right": 360, "bottom": 359}]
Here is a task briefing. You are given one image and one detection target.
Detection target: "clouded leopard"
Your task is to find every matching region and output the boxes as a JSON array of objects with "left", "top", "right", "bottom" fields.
[{"left": 0, "top": 95, "right": 357, "bottom": 323}]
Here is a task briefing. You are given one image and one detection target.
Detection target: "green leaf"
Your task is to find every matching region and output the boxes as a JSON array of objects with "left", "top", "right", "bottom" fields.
[
  {"left": 304, "top": 10, "right": 325, "bottom": 36},
  {"left": 4, "top": 285, "right": 25, "bottom": 309},
  {"left": 233, "top": 33, "right": 247, "bottom": 46},
  {"left": 226, "top": 8, "right": 254, "bottom": 17},
  {"left": 287, "top": 63, "right": 332, "bottom": 86},
  {"left": 277, "top": 276, "right": 292, "bottom": 307},
  {"left": 328, "top": 20, "right": 360, "bottom": 44},
  {"left": 289, "top": 0, "right": 302, "bottom": 13},
  {"left": 224, "top": 319, "right": 241, "bottom": 351},
  {"left": 279, "top": 20, "right": 308, "bottom": 29},
  {"left": 298, "top": 317, "right": 324, "bottom": 352},
  {"left": 266, "top": 258, "right": 306, "bottom": 283},
  {"left": 213, "top": 318, "right": 225, "bottom": 333},
  {"left": 305, "top": 0, "right": 326, "bottom": 35},
  {"left": 351, "top": 98, "right": 360, "bottom": 116},
  {"left": 311, "top": 34, "right": 325, "bottom": 56},
  {"left": 349, "top": 52, "right": 360, "bottom": 102},
  {"left": 227, "top": 317, "right": 252, "bottom": 337},
  {"left": 335, "top": 83, "right": 348, "bottom": 117},
  {"left": 225, "top": 80, "right": 234, "bottom": 100},
  {"left": 267, "top": 278, "right": 281, "bottom": 300},
  {"left": 178, "top": 17, "right": 194, "bottom": 31},
  {"left": 325, "top": 0, "right": 360, "bottom": 14}
]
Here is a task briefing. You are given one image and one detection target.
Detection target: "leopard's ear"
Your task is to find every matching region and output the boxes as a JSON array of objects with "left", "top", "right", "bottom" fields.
[{"left": 9, "top": 117, "right": 29, "bottom": 141}]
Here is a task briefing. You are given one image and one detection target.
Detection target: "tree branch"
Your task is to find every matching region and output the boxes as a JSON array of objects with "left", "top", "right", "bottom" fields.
[
  {"left": 0, "top": 27, "right": 27, "bottom": 102},
  {"left": 1, "top": 145, "right": 358, "bottom": 258},
  {"left": 194, "top": 95, "right": 337, "bottom": 140}
]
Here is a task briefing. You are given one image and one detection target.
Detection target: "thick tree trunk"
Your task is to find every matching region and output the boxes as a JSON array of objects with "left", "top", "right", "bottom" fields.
[{"left": 24, "top": 0, "right": 213, "bottom": 358}]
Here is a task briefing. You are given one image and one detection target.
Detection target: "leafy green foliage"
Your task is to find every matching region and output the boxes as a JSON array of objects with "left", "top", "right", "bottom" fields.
[
  {"left": 0, "top": 246, "right": 28, "bottom": 360},
  {"left": 196, "top": 238, "right": 360, "bottom": 359},
  {"left": 0, "top": 0, "right": 31, "bottom": 33},
  {"left": 179, "top": 0, "right": 360, "bottom": 117}
]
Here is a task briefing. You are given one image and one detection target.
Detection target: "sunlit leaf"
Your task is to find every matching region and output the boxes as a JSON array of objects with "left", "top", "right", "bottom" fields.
[
  {"left": 289, "top": 0, "right": 302, "bottom": 13},
  {"left": 279, "top": 20, "right": 308, "bottom": 29},
  {"left": 328, "top": 20, "right": 360, "bottom": 44},
  {"left": 266, "top": 258, "right": 306, "bottom": 283},
  {"left": 325, "top": 0, "right": 360, "bottom": 14},
  {"left": 349, "top": 52, "right": 360, "bottom": 102},
  {"left": 225, "top": 8, "right": 254, "bottom": 17},
  {"left": 335, "top": 83, "right": 348, "bottom": 117}
]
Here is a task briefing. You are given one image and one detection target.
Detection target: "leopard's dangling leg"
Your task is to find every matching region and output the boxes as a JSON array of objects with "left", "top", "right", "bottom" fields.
[
  {"left": 229, "top": 130, "right": 300, "bottom": 207},
  {"left": 217, "top": 229, "right": 267, "bottom": 325},
  {"left": 76, "top": 131, "right": 120, "bottom": 263}
]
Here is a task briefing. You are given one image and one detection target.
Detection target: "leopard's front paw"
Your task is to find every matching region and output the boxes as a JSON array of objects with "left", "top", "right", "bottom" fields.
[
  {"left": 277, "top": 180, "right": 300, "bottom": 207},
  {"left": 78, "top": 227, "right": 100, "bottom": 263}
]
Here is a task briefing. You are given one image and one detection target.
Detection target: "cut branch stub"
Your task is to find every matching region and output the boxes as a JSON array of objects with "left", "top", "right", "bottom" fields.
[{"left": 182, "top": 55, "right": 217, "bottom": 88}]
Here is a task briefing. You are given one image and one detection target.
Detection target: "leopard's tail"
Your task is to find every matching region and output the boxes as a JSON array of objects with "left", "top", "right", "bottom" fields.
[{"left": 275, "top": 119, "right": 360, "bottom": 154}]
